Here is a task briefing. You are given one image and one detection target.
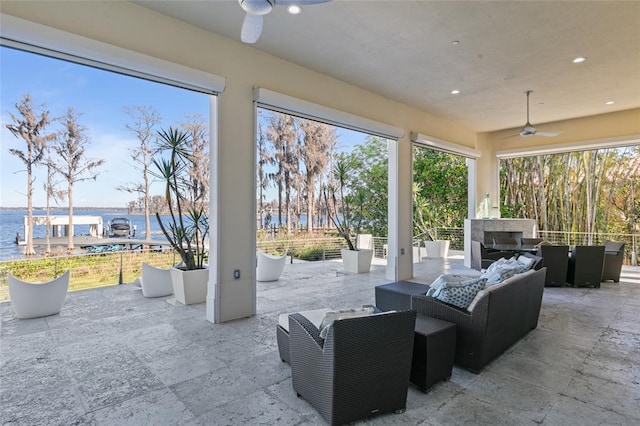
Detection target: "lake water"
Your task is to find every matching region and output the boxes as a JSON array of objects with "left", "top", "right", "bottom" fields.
[
  {"left": 0, "top": 209, "right": 318, "bottom": 261},
  {"left": 0, "top": 209, "right": 171, "bottom": 261}
]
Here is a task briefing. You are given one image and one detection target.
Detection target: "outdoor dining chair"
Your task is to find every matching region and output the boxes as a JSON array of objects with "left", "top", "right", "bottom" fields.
[
  {"left": 566, "top": 245, "right": 605, "bottom": 288},
  {"left": 602, "top": 241, "right": 625, "bottom": 282},
  {"left": 539, "top": 245, "right": 570, "bottom": 287}
]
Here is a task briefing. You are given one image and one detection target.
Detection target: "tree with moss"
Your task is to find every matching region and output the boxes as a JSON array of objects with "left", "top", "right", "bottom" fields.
[
  {"left": 299, "top": 119, "right": 336, "bottom": 233},
  {"left": 5, "top": 94, "right": 56, "bottom": 255},
  {"left": 118, "top": 105, "right": 161, "bottom": 240},
  {"left": 51, "top": 108, "right": 104, "bottom": 250}
]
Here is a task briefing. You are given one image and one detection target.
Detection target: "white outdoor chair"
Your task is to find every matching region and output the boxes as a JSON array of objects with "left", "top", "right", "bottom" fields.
[
  {"left": 8, "top": 270, "right": 70, "bottom": 319},
  {"left": 140, "top": 262, "right": 174, "bottom": 297},
  {"left": 256, "top": 252, "right": 287, "bottom": 282},
  {"left": 356, "top": 234, "right": 374, "bottom": 250}
]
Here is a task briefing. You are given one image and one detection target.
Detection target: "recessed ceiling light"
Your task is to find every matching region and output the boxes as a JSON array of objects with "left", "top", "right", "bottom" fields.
[
  {"left": 451, "top": 90, "right": 460, "bottom": 95},
  {"left": 287, "top": 5, "right": 302, "bottom": 14},
  {"left": 451, "top": 40, "right": 460, "bottom": 45},
  {"left": 606, "top": 101, "right": 615, "bottom": 105},
  {"left": 572, "top": 57, "right": 587, "bottom": 63}
]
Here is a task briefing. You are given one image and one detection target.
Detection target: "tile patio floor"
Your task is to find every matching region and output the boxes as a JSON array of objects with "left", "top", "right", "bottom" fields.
[{"left": 1, "top": 254, "right": 639, "bottom": 425}]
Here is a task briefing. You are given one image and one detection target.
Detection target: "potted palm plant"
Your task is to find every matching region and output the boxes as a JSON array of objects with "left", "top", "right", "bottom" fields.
[
  {"left": 413, "top": 182, "right": 449, "bottom": 259},
  {"left": 323, "top": 159, "right": 373, "bottom": 273},
  {"left": 152, "top": 127, "right": 209, "bottom": 304}
]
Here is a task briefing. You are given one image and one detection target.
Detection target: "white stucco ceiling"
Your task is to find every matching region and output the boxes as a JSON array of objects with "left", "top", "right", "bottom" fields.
[{"left": 133, "top": 0, "right": 640, "bottom": 133}]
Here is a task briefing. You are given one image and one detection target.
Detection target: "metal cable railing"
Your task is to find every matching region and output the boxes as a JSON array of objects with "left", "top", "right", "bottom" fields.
[{"left": 2, "top": 228, "right": 637, "bottom": 302}]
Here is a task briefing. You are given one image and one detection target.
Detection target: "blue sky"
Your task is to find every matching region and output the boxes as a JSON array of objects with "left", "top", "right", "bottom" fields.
[{"left": 1, "top": 46, "right": 366, "bottom": 208}]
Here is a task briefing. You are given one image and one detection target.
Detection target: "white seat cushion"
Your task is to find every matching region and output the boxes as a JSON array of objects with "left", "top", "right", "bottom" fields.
[{"left": 278, "top": 308, "right": 332, "bottom": 333}]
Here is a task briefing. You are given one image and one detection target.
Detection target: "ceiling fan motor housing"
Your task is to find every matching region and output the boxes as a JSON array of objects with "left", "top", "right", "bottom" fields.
[
  {"left": 239, "top": 0, "right": 274, "bottom": 15},
  {"left": 520, "top": 125, "right": 536, "bottom": 136}
]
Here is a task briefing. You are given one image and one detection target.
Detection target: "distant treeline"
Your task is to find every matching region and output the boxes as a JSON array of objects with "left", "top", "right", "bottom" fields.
[{"left": 500, "top": 146, "right": 640, "bottom": 238}]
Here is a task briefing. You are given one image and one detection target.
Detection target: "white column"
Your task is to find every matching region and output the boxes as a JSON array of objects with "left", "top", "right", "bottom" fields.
[
  {"left": 387, "top": 136, "right": 413, "bottom": 281},
  {"left": 207, "top": 87, "right": 256, "bottom": 324},
  {"left": 206, "top": 94, "right": 219, "bottom": 324},
  {"left": 464, "top": 158, "right": 477, "bottom": 268}
]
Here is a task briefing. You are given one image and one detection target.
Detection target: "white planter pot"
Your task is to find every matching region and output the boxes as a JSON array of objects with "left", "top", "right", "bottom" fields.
[
  {"left": 424, "top": 240, "right": 450, "bottom": 258},
  {"left": 341, "top": 248, "right": 373, "bottom": 273},
  {"left": 170, "top": 267, "right": 208, "bottom": 305}
]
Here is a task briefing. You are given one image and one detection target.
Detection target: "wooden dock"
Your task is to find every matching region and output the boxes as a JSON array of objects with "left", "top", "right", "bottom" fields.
[{"left": 27, "top": 236, "right": 172, "bottom": 253}]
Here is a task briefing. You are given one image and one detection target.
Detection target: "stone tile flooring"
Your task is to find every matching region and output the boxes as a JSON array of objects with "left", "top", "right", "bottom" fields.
[{"left": 1, "top": 256, "right": 639, "bottom": 425}]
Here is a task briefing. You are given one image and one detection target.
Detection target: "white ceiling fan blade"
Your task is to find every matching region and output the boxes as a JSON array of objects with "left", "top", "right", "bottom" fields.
[
  {"left": 241, "top": 13, "right": 263, "bottom": 44},
  {"left": 500, "top": 133, "right": 522, "bottom": 139},
  {"left": 536, "top": 131, "right": 560, "bottom": 137}
]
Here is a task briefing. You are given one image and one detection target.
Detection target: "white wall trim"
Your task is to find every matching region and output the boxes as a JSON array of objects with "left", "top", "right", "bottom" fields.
[
  {"left": 496, "top": 135, "right": 640, "bottom": 159},
  {"left": 254, "top": 87, "right": 404, "bottom": 140},
  {"left": 411, "top": 132, "right": 481, "bottom": 158},
  {"left": 0, "top": 13, "right": 226, "bottom": 94}
]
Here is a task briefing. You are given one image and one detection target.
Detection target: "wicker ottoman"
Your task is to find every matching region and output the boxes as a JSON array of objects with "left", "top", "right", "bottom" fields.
[
  {"left": 411, "top": 315, "right": 456, "bottom": 392},
  {"left": 375, "top": 281, "right": 430, "bottom": 311}
]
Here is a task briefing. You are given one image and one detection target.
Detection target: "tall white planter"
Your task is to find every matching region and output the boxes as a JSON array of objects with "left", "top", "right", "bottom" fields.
[
  {"left": 171, "top": 267, "right": 208, "bottom": 305},
  {"left": 424, "top": 240, "right": 450, "bottom": 258},
  {"left": 341, "top": 249, "right": 373, "bottom": 273}
]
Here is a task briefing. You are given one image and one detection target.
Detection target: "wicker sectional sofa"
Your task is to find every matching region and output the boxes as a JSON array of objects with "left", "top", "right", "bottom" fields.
[{"left": 411, "top": 267, "right": 546, "bottom": 373}]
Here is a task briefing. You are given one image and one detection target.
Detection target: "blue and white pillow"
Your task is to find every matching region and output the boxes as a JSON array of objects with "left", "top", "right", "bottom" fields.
[
  {"left": 481, "top": 257, "right": 529, "bottom": 283},
  {"left": 430, "top": 276, "right": 487, "bottom": 309},
  {"left": 427, "top": 274, "right": 480, "bottom": 296}
]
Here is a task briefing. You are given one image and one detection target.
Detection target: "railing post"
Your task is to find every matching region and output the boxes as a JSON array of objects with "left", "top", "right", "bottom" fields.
[{"left": 119, "top": 250, "right": 124, "bottom": 285}]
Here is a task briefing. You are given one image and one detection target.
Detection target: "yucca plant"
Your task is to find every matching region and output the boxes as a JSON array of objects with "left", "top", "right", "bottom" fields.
[{"left": 152, "top": 127, "right": 209, "bottom": 270}]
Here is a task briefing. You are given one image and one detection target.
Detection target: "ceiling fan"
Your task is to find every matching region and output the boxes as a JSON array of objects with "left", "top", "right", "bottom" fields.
[
  {"left": 238, "top": 0, "right": 333, "bottom": 44},
  {"left": 517, "top": 90, "right": 559, "bottom": 137}
]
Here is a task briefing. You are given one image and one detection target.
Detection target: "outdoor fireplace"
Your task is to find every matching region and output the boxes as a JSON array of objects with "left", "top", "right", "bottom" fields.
[
  {"left": 482, "top": 231, "right": 524, "bottom": 245},
  {"left": 464, "top": 219, "right": 537, "bottom": 268}
]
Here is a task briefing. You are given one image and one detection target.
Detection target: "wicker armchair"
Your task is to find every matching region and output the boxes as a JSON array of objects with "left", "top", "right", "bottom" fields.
[
  {"left": 288, "top": 310, "right": 416, "bottom": 426},
  {"left": 602, "top": 241, "right": 625, "bottom": 282}
]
